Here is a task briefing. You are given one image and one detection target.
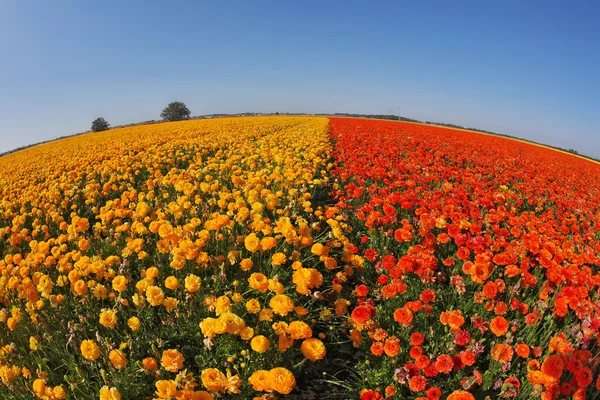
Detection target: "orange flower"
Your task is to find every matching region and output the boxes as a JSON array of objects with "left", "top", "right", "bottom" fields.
[
  {"left": 491, "top": 343, "right": 513, "bottom": 363},
  {"left": 434, "top": 354, "right": 454, "bottom": 374},
  {"left": 142, "top": 357, "right": 158, "bottom": 371},
  {"left": 408, "top": 375, "right": 427, "bottom": 392},
  {"left": 268, "top": 367, "right": 296, "bottom": 395},
  {"left": 351, "top": 305, "right": 373, "bottom": 325},
  {"left": 161, "top": 349, "right": 184, "bottom": 373},
  {"left": 300, "top": 338, "right": 326, "bottom": 361},
  {"left": 516, "top": 343, "right": 530, "bottom": 358},
  {"left": 490, "top": 316, "right": 509, "bottom": 336},
  {"left": 80, "top": 340, "right": 100, "bottom": 361},
  {"left": 440, "top": 310, "right": 465, "bottom": 331},
  {"left": 393, "top": 307, "right": 413, "bottom": 326},
  {"left": 447, "top": 390, "right": 475, "bottom": 400},
  {"left": 383, "top": 337, "right": 400, "bottom": 357},
  {"left": 541, "top": 354, "right": 564, "bottom": 384}
]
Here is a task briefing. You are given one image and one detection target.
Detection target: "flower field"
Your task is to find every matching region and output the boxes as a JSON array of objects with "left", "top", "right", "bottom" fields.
[{"left": 0, "top": 116, "right": 599, "bottom": 399}]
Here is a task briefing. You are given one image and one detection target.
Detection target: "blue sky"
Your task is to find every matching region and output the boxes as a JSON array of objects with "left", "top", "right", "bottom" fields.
[{"left": 1, "top": 1, "right": 599, "bottom": 157}]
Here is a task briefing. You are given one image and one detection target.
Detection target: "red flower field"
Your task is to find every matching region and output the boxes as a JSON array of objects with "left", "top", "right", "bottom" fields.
[{"left": 329, "top": 118, "right": 600, "bottom": 399}]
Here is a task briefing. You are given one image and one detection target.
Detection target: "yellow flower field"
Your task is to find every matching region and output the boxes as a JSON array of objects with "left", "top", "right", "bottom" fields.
[{"left": 0, "top": 117, "right": 360, "bottom": 399}]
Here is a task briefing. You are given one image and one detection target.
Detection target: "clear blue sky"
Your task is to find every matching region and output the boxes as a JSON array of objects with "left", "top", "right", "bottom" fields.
[{"left": 1, "top": 1, "right": 599, "bottom": 157}]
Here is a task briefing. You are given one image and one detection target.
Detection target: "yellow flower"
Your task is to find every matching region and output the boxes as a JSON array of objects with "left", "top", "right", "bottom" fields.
[
  {"left": 100, "top": 385, "right": 122, "bottom": 400},
  {"left": 52, "top": 386, "right": 67, "bottom": 399},
  {"left": 165, "top": 276, "right": 179, "bottom": 290},
  {"left": 142, "top": 357, "right": 158, "bottom": 371},
  {"left": 268, "top": 279, "right": 284, "bottom": 294},
  {"left": 259, "top": 308, "right": 274, "bottom": 321},
  {"left": 240, "top": 258, "right": 253, "bottom": 271},
  {"left": 145, "top": 267, "right": 159, "bottom": 278},
  {"left": 161, "top": 349, "right": 184, "bottom": 373},
  {"left": 72, "top": 279, "right": 88, "bottom": 296},
  {"left": 248, "top": 370, "right": 272, "bottom": 392},
  {"left": 248, "top": 273, "right": 269, "bottom": 293},
  {"left": 127, "top": 316, "right": 141, "bottom": 331},
  {"left": 300, "top": 338, "right": 326, "bottom": 361},
  {"left": 287, "top": 321, "right": 312, "bottom": 339},
  {"left": 215, "top": 296, "right": 231, "bottom": 315},
  {"left": 32, "top": 379, "right": 46, "bottom": 396},
  {"left": 163, "top": 297, "right": 178, "bottom": 312},
  {"left": 184, "top": 274, "right": 201, "bottom": 293},
  {"left": 80, "top": 340, "right": 100, "bottom": 360},
  {"left": 269, "top": 294, "right": 294, "bottom": 316},
  {"left": 278, "top": 334, "right": 294, "bottom": 352},
  {"left": 99, "top": 309, "right": 117, "bottom": 328},
  {"left": 260, "top": 236, "right": 277, "bottom": 251},
  {"left": 29, "top": 336, "right": 39, "bottom": 351},
  {"left": 146, "top": 286, "right": 165, "bottom": 306},
  {"left": 109, "top": 349, "right": 126, "bottom": 369},
  {"left": 311, "top": 243, "right": 328, "bottom": 256},
  {"left": 244, "top": 233, "right": 260, "bottom": 253},
  {"left": 245, "top": 299, "right": 261, "bottom": 314},
  {"left": 268, "top": 367, "right": 296, "bottom": 395},
  {"left": 250, "top": 335, "right": 270, "bottom": 353},
  {"left": 111, "top": 275, "right": 128, "bottom": 292},
  {"left": 271, "top": 252, "right": 287, "bottom": 266},
  {"left": 201, "top": 368, "right": 227, "bottom": 393},
  {"left": 155, "top": 380, "right": 178, "bottom": 399}
]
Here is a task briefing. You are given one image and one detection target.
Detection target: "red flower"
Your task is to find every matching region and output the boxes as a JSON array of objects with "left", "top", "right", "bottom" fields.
[
  {"left": 434, "top": 354, "right": 454, "bottom": 374},
  {"left": 351, "top": 305, "right": 374, "bottom": 325}
]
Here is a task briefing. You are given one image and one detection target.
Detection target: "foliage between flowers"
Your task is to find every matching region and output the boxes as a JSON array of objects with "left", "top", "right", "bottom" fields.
[{"left": 0, "top": 116, "right": 599, "bottom": 400}]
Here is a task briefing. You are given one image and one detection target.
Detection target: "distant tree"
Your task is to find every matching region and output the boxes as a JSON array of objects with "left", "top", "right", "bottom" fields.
[
  {"left": 91, "top": 117, "right": 110, "bottom": 132},
  {"left": 161, "top": 101, "right": 191, "bottom": 122}
]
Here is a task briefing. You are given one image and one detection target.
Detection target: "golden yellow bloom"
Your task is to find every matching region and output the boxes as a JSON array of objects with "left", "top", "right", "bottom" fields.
[
  {"left": 146, "top": 286, "right": 165, "bottom": 306},
  {"left": 161, "top": 349, "right": 184, "bottom": 373},
  {"left": 287, "top": 321, "right": 312, "bottom": 339},
  {"left": 250, "top": 335, "right": 270, "bottom": 353},
  {"left": 301, "top": 338, "right": 326, "bottom": 361},
  {"left": 142, "top": 357, "right": 158, "bottom": 371},
  {"left": 29, "top": 336, "right": 39, "bottom": 351},
  {"left": 100, "top": 385, "right": 122, "bottom": 400},
  {"left": 164, "top": 297, "right": 178, "bottom": 312},
  {"left": 260, "top": 236, "right": 277, "bottom": 251},
  {"left": 269, "top": 294, "right": 294, "bottom": 316},
  {"left": 259, "top": 308, "right": 274, "bottom": 321},
  {"left": 72, "top": 279, "right": 88, "bottom": 296},
  {"left": 215, "top": 295, "right": 231, "bottom": 315},
  {"left": 268, "top": 279, "right": 284, "bottom": 294},
  {"left": 271, "top": 252, "right": 287, "bottom": 266},
  {"left": 32, "top": 379, "right": 46, "bottom": 397},
  {"left": 109, "top": 349, "right": 126, "bottom": 369},
  {"left": 111, "top": 275, "right": 128, "bottom": 292},
  {"left": 245, "top": 299, "right": 261, "bottom": 314},
  {"left": 80, "top": 340, "right": 100, "bottom": 360},
  {"left": 184, "top": 274, "right": 201, "bottom": 293},
  {"left": 155, "top": 380, "right": 178, "bottom": 399},
  {"left": 99, "top": 309, "right": 117, "bottom": 328},
  {"left": 53, "top": 386, "right": 67, "bottom": 399},
  {"left": 248, "top": 273, "right": 269, "bottom": 293},
  {"left": 268, "top": 367, "right": 296, "bottom": 395},
  {"left": 201, "top": 368, "right": 227, "bottom": 393},
  {"left": 165, "top": 276, "right": 179, "bottom": 290},
  {"left": 127, "top": 316, "right": 141, "bottom": 331},
  {"left": 240, "top": 258, "right": 254, "bottom": 271},
  {"left": 248, "top": 370, "right": 272, "bottom": 392},
  {"left": 145, "top": 266, "right": 159, "bottom": 278},
  {"left": 244, "top": 233, "right": 261, "bottom": 253}
]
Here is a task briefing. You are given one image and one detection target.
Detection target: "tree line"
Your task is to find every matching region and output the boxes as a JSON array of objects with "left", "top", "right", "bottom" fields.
[{"left": 91, "top": 101, "right": 191, "bottom": 132}]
